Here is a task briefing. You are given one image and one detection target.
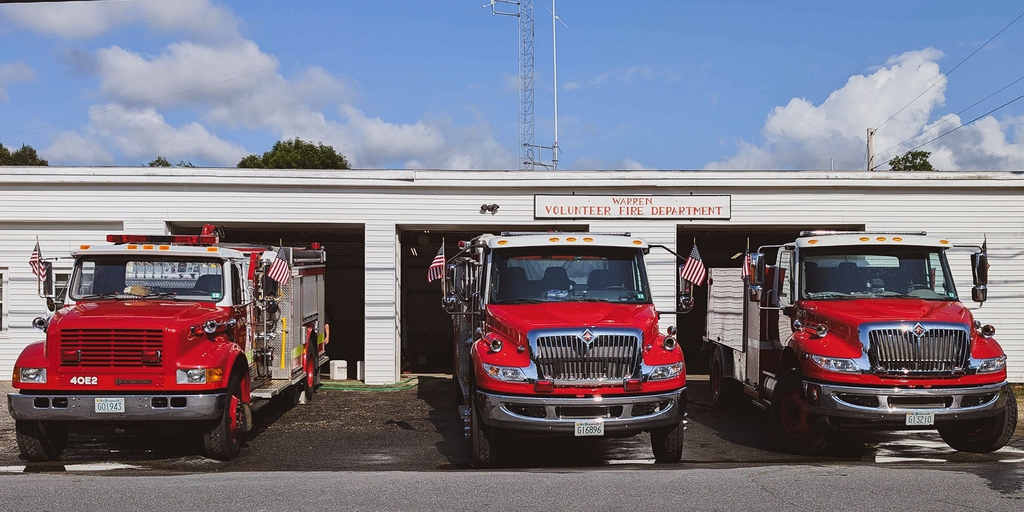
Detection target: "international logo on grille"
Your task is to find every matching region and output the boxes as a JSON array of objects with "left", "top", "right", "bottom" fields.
[
  {"left": 579, "top": 329, "right": 595, "bottom": 344},
  {"left": 912, "top": 323, "right": 927, "bottom": 337}
]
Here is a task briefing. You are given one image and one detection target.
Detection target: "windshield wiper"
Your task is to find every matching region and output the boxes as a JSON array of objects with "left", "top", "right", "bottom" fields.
[
  {"left": 492, "top": 298, "right": 544, "bottom": 304},
  {"left": 141, "top": 292, "right": 184, "bottom": 300},
  {"left": 806, "top": 292, "right": 855, "bottom": 300},
  {"left": 78, "top": 292, "right": 122, "bottom": 300}
]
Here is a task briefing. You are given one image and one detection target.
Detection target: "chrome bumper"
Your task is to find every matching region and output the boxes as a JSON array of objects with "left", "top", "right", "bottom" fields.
[
  {"left": 476, "top": 388, "right": 686, "bottom": 434},
  {"left": 806, "top": 381, "right": 1009, "bottom": 423},
  {"left": 8, "top": 392, "right": 226, "bottom": 421}
]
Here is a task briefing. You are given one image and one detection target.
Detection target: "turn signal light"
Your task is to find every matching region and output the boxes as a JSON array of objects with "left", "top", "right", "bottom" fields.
[
  {"left": 534, "top": 380, "right": 554, "bottom": 393},
  {"left": 624, "top": 378, "right": 642, "bottom": 392}
]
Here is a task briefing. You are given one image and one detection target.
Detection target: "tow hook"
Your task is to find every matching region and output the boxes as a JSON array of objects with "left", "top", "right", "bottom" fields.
[{"left": 459, "top": 406, "right": 471, "bottom": 439}]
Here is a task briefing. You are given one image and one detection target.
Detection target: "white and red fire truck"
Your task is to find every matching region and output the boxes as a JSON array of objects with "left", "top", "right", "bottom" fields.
[
  {"left": 703, "top": 231, "right": 1016, "bottom": 454},
  {"left": 8, "top": 225, "right": 327, "bottom": 461},
  {"left": 442, "top": 232, "right": 688, "bottom": 467}
]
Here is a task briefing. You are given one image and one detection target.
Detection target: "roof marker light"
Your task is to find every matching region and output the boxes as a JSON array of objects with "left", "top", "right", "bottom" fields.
[
  {"left": 893, "top": 237, "right": 903, "bottom": 242},
  {"left": 808, "top": 239, "right": 818, "bottom": 245},
  {"left": 143, "top": 244, "right": 154, "bottom": 250},
  {"left": 497, "top": 240, "right": 508, "bottom": 245},
  {"left": 549, "top": 237, "right": 560, "bottom": 242},
  {"left": 583, "top": 237, "right": 594, "bottom": 242},
  {"left": 127, "top": 244, "right": 138, "bottom": 250},
  {"left": 566, "top": 237, "right": 577, "bottom": 242},
  {"left": 859, "top": 237, "right": 870, "bottom": 242},
  {"left": 633, "top": 240, "right": 642, "bottom": 245},
  {"left": 79, "top": 245, "right": 90, "bottom": 250},
  {"left": 159, "top": 245, "right": 170, "bottom": 250},
  {"left": 940, "top": 239, "right": 950, "bottom": 245},
  {"left": 876, "top": 237, "right": 887, "bottom": 242},
  {"left": 207, "top": 247, "right": 219, "bottom": 252}
]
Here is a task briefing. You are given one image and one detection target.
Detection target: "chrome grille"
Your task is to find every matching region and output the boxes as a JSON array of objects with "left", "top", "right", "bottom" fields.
[
  {"left": 533, "top": 333, "right": 640, "bottom": 381},
  {"left": 59, "top": 329, "right": 164, "bottom": 367},
  {"left": 867, "top": 327, "right": 969, "bottom": 374}
]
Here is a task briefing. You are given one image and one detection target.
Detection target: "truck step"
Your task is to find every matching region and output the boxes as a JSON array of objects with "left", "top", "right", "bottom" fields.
[{"left": 250, "top": 379, "right": 294, "bottom": 399}]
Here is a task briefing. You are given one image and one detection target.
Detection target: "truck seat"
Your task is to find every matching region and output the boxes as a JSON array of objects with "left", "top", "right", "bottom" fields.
[
  {"left": 499, "top": 267, "right": 532, "bottom": 299},
  {"left": 541, "top": 267, "right": 572, "bottom": 291}
]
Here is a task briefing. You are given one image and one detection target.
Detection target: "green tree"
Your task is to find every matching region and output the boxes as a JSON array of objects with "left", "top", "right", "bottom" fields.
[
  {"left": 0, "top": 143, "right": 48, "bottom": 166},
  {"left": 889, "top": 150, "right": 934, "bottom": 172},
  {"left": 147, "top": 157, "right": 196, "bottom": 167},
  {"left": 237, "top": 137, "right": 349, "bottom": 169}
]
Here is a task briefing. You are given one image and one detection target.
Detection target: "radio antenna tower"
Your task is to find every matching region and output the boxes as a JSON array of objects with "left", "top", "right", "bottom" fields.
[{"left": 487, "top": 0, "right": 558, "bottom": 170}]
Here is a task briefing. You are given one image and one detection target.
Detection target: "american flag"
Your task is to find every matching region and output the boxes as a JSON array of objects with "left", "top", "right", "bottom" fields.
[
  {"left": 427, "top": 244, "right": 445, "bottom": 283},
  {"left": 29, "top": 241, "right": 46, "bottom": 282},
  {"left": 267, "top": 250, "right": 291, "bottom": 284},
  {"left": 680, "top": 243, "right": 706, "bottom": 286}
]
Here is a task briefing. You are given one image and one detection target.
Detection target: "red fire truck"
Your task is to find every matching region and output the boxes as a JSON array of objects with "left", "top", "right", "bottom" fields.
[
  {"left": 8, "top": 225, "right": 327, "bottom": 461},
  {"left": 442, "top": 232, "right": 688, "bottom": 467},
  {"left": 703, "top": 231, "right": 1016, "bottom": 454}
]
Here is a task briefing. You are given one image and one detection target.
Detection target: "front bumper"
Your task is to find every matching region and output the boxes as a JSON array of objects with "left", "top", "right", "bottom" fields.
[
  {"left": 476, "top": 388, "right": 686, "bottom": 434},
  {"left": 806, "top": 380, "right": 1009, "bottom": 423},
  {"left": 8, "top": 392, "right": 226, "bottom": 421}
]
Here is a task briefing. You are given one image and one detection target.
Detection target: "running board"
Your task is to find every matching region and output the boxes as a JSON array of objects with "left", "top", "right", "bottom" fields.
[{"left": 250, "top": 379, "right": 294, "bottom": 399}]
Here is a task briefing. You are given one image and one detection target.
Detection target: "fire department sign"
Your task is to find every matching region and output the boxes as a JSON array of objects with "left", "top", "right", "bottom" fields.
[{"left": 534, "top": 194, "right": 731, "bottom": 220}]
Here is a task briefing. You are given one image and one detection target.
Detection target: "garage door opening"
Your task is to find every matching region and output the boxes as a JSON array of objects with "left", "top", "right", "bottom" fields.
[
  {"left": 399, "top": 225, "right": 587, "bottom": 375},
  {"left": 171, "top": 222, "right": 364, "bottom": 379},
  {"left": 675, "top": 225, "right": 863, "bottom": 374}
]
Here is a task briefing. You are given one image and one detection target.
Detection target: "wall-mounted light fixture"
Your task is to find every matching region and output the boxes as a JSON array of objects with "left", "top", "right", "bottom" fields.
[{"left": 480, "top": 203, "right": 500, "bottom": 214}]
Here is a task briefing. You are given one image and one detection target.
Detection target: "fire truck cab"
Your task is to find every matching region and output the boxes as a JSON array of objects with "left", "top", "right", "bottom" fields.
[
  {"left": 443, "top": 232, "right": 688, "bottom": 467},
  {"left": 8, "top": 226, "right": 327, "bottom": 461},
  {"left": 704, "top": 231, "right": 1016, "bottom": 455}
]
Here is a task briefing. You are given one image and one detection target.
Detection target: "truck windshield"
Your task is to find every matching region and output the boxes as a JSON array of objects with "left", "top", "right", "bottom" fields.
[
  {"left": 489, "top": 246, "right": 651, "bottom": 304},
  {"left": 69, "top": 257, "right": 225, "bottom": 302},
  {"left": 800, "top": 247, "right": 957, "bottom": 300}
]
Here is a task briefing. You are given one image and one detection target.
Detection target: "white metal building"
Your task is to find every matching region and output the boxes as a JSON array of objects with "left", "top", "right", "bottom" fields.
[{"left": 1, "top": 167, "right": 1022, "bottom": 384}]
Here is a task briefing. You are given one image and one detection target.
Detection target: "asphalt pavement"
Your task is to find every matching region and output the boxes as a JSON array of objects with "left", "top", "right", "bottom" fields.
[{"left": 2, "top": 375, "right": 1023, "bottom": 473}]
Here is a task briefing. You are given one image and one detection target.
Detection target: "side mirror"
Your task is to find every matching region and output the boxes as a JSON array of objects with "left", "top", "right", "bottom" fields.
[
  {"left": 971, "top": 252, "right": 988, "bottom": 286},
  {"left": 972, "top": 286, "right": 987, "bottom": 303},
  {"left": 748, "top": 285, "right": 763, "bottom": 303},
  {"left": 749, "top": 252, "right": 766, "bottom": 286},
  {"left": 442, "top": 293, "right": 461, "bottom": 313},
  {"left": 676, "top": 279, "right": 694, "bottom": 313}
]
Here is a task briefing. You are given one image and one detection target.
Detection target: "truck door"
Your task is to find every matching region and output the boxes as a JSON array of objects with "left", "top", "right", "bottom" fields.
[
  {"left": 775, "top": 248, "right": 795, "bottom": 347},
  {"left": 230, "top": 261, "right": 254, "bottom": 352}
]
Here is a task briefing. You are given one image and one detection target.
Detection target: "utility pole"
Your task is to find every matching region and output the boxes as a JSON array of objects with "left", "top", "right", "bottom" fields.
[
  {"left": 551, "top": 0, "right": 559, "bottom": 170},
  {"left": 487, "top": 0, "right": 561, "bottom": 170},
  {"left": 866, "top": 128, "right": 876, "bottom": 171}
]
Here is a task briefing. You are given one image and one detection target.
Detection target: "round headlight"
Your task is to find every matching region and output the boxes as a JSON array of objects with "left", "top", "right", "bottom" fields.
[
  {"left": 981, "top": 324, "right": 996, "bottom": 338},
  {"left": 662, "top": 336, "right": 677, "bottom": 350},
  {"left": 815, "top": 324, "right": 828, "bottom": 337}
]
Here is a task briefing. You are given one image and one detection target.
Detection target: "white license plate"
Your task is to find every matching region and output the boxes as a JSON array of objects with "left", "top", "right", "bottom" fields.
[
  {"left": 906, "top": 411, "right": 935, "bottom": 426},
  {"left": 95, "top": 397, "right": 125, "bottom": 414},
  {"left": 574, "top": 420, "right": 604, "bottom": 437}
]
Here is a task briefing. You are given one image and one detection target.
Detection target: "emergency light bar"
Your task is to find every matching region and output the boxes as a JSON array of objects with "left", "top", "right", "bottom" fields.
[{"left": 107, "top": 234, "right": 219, "bottom": 245}]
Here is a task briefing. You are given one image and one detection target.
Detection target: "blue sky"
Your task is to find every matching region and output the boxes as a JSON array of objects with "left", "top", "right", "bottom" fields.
[{"left": 1, "top": 0, "right": 1023, "bottom": 171}]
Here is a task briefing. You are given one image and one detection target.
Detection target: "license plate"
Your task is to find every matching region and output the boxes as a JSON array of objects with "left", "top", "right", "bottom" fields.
[
  {"left": 95, "top": 397, "right": 125, "bottom": 414},
  {"left": 906, "top": 411, "right": 935, "bottom": 426},
  {"left": 574, "top": 420, "right": 604, "bottom": 437}
]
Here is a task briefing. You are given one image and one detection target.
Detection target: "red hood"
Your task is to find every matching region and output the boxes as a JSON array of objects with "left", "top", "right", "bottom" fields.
[
  {"left": 804, "top": 298, "right": 970, "bottom": 326},
  {"left": 487, "top": 302, "right": 658, "bottom": 337},
  {"left": 56, "top": 300, "right": 220, "bottom": 327}
]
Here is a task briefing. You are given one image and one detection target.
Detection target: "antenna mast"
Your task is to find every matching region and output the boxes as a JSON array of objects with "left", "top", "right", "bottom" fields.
[{"left": 488, "top": 0, "right": 555, "bottom": 170}]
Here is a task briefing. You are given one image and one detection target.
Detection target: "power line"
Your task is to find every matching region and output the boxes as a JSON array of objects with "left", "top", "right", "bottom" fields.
[
  {"left": 874, "top": 9, "right": 1024, "bottom": 134},
  {"left": 879, "top": 91, "right": 1024, "bottom": 169},
  {"left": 1, "top": 66, "right": 279, "bottom": 139},
  {"left": 875, "top": 72, "right": 1024, "bottom": 160}
]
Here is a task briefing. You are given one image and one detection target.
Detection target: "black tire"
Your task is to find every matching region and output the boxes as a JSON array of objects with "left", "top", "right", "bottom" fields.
[
  {"left": 939, "top": 389, "right": 1018, "bottom": 453},
  {"left": 15, "top": 420, "right": 68, "bottom": 462},
  {"left": 650, "top": 421, "right": 684, "bottom": 463},
  {"left": 203, "top": 374, "right": 245, "bottom": 461},
  {"left": 709, "top": 346, "right": 742, "bottom": 408},
  {"left": 770, "top": 370, "right": 829, "bottom": 456},
  {"left": 470, "top": 403, "right": 502, "bottom": 468}
]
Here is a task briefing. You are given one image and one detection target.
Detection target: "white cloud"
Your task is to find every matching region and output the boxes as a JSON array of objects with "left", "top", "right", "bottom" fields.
[
  {"left": 0, "top": 0, "right": 240, "bottom": 41},
  {"left": 705, "top": 48, "right": 1024, "bottom": 171},
  {"left": 90, "top": 41, "right": 280, "bottom": 107},
  {"left": 44, "top": 105, "right": 249, "bottom": 166},
  {"left": 0, "top": 61, "right": 35, "bottom": 101},
  {"left": 620, "top": 158, "right": 657, "bottom": 171}
]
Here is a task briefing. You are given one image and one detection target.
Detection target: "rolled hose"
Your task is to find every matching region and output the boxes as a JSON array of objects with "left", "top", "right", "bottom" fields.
[{"left": 317, "top": 376, "right": 418, "bottom": 392}]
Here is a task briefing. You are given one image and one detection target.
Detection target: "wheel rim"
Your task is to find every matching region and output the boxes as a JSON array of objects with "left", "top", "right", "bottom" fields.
[{"left": 780, "top": 387, "right": 814, "bottom": 438}]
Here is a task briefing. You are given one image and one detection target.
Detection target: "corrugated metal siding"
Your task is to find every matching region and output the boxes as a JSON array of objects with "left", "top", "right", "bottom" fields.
[
  {"left": 0, "top": 170, "right": 1022, "bottom": 383},
  {"left": 706, "top": 268, "right": 745, "bottom": 352},
  {"left": 0, "top": 222, "right": 122, "bottom": 374},
  {"left": 364, "top": 223, "right": 397, "bottom": 385}
]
